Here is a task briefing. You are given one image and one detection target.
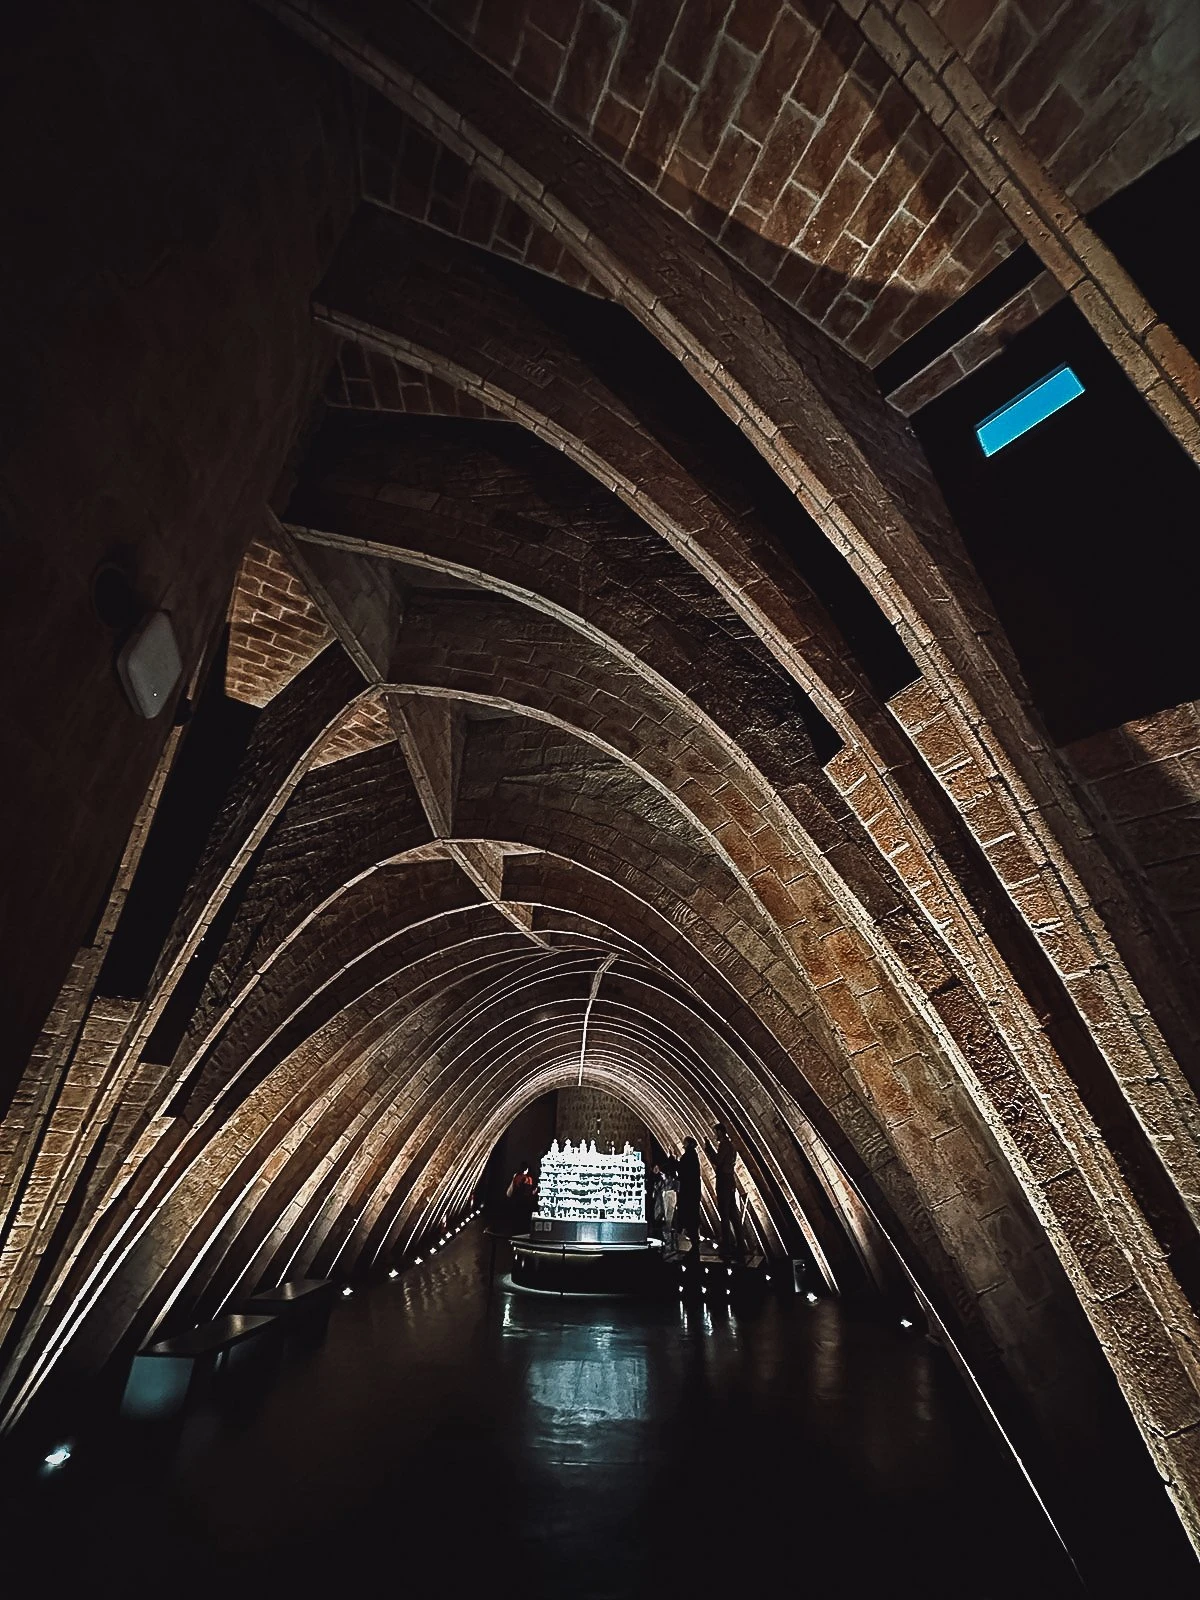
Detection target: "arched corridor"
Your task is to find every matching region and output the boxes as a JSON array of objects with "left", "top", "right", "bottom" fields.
[
  {"left": 4, "top": 1, "right": 1200, "bottom": 1591},
  {"left": 7, "top": 1224, "right": 1089, "bottom": 1597}
]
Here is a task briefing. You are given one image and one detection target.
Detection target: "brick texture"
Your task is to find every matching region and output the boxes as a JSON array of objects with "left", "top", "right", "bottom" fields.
[
  {"left": 359, "top": 95, "right": 610, "bottom": 297},
  {"left": 408, "top": 0, "right": 1018, "bottom": 364},
  {"left": 1063, "top": 699, "right": 1200, "bottom": 1015},
  {"left": 226, "top": 537, "right": 335, "bottom": 707},
  {"left": 929, "top": 0, "right": 1200, "bottom": 212},
  {"left": 311, "top": 692, "right": 397, "bottom": 767},
  {"left": 6, "top": 2, "right": 1200, "bottom": 1570},
  {"left": 554, "top": 1085, "right": 649, "bottom": 1152}
]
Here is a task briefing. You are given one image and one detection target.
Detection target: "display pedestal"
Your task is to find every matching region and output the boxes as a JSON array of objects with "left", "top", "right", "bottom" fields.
[
  {"left": 516, "top": 1137, "right": 656, "bottom": 1293},
  {"left": 531, "top": 1216, "right": 647, "bottom": 1245},
  {"left": 510, "top": 1234, "right": 663, "bottom": 1295}
]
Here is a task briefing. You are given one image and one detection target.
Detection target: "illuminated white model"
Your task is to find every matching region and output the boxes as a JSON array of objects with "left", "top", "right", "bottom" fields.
[{"left": 536, "top": 1138, "right": 645, "bottom": 1225}]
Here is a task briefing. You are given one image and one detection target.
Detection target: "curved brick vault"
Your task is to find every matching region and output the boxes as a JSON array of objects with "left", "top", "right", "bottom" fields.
[{"left": 5, "top": 0, "right": 1200, "bottom": 1582}]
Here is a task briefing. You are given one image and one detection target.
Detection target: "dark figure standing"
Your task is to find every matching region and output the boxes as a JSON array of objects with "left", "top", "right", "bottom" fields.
[
  {"left": 708, "top": 1123, "right": 746, "bottom": 1262},
  {"left": 506, "top": 1169, "right": 537, "bottom": 1235},
  {"left": 676, "top": 1137, "right": 702, "bottom": 1261}
]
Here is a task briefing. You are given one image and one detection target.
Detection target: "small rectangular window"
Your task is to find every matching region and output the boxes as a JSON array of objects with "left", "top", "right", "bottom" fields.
[{"left": 975, "top": 364, "right": 1084, "bottom": 456}]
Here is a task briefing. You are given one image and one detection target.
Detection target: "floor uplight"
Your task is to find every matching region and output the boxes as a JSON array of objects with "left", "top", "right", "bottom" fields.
[{"left": 44, "top": 1445, "right": 71, "bottom": 1470}]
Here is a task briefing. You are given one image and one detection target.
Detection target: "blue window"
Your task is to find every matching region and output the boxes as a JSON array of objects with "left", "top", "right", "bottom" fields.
[{"left": 975, "top": 364, "right": 1085, "bottom": 456}]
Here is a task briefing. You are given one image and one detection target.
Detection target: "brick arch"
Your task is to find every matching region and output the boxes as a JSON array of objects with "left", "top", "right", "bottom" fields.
[
  {"left": 286, "top": 412, "right": 1200, "bottom": 1236},
  {"left": 191, "top": 913, "right": 859, "bottom": 1296},
  {"left": 14, "top": 562, "right": 1197, "bottom": 1538},
  {"left": 30, "top": 567, "right": 1182, "bottom": 1480},
  {"left": 366, "top": 1019, "right": 830, "bottom": 1276},
  {"left": 172, "top": 638, "right": 1016, "bottom": 1317},
  {"left": 25, "top": 939, "right": 851, "bottom": 1391},
  {"left": 25, "top": 652, "right": 1081, "bottom": 1440},
  {"left": 308, "top": 203, "right": 1200, "bottom": 1204}
]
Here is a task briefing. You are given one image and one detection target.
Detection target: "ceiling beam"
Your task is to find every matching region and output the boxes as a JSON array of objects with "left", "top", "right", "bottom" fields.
[
  {"left": 838, "top": 0, "right": 1200, "bottom": 463},
  {"left": 386, "top": 690, "right": 547, "bottom": 945}
]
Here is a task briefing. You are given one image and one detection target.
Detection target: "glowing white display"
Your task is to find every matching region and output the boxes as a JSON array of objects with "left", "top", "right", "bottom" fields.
[{"left": 535, "top": 1138, "right": 645, "bottom": 1225}]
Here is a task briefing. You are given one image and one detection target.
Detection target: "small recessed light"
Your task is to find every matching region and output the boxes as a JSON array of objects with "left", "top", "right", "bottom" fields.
[{"left": 43, "top": 1445, "right": 71, "bottom": 1470}]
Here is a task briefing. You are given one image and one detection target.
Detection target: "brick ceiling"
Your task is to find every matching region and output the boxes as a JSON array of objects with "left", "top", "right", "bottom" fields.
[
  {"left": 10, "top": 4, "right": 1200, "bottom": 1569},
  {"left": 391, "top": 0, "right": 1200, "bottom": 363}
]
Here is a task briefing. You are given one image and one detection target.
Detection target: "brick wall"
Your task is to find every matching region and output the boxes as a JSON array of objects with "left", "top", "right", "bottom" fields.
[
  {"left": 323, "top": 336, "right": 502, "bottom": 418},
  {"left": 312, "top": 693, "right": 396, "bottom": 767},
  {"left": 930, "top": 0, "right": 1200, "bottom": 211},
  {"left": 554, "top": 1085, "right": 649, "bottom": 1152},
  {"left": 414, "top": 0, "right": 1015, "bottom": 362},
  {"left": 0, "top": 0, "right": 358, "bottom": 1103},
  {"left": 1062, "top": 699, "right": 1200, "bottom": 1027},
  {"left": 226, "top": 538, "right": 335, "bottom": 707},
  {"left": 360, "top": 96, "right": 609, "bottom": 296},
  {"left": 414, "top": 0, "right": 1198, "bottom": 362}
]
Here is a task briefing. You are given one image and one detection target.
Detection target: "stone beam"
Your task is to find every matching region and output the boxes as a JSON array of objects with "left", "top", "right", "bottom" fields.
[
  {"left": 386, "top": 691, "right": 545, "bottom": 944},
  {"left": 883, "top": 269, "right": 1067, "bottom": 416},
  {"left": 386, "top": 692, "right": 463, "bottom": 837}
]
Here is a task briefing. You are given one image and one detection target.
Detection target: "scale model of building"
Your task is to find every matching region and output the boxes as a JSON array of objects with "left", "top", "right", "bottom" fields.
[{"left": 536, "top": 1138, "right": 646, "bottom": 1224}]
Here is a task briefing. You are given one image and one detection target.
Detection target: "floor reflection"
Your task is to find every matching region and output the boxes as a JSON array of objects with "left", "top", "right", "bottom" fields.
[
  {"left": 526, "top": 1353, "right": 650, "bottom": 1426},
  {"left": 9, "top": 1228, "right": 1084, "bottom": 1599}
]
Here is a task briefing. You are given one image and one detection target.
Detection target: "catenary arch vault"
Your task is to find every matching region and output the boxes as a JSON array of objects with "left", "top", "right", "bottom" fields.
[{"left": 5, "top": 1, "right": 1200, "bottom": 1582}]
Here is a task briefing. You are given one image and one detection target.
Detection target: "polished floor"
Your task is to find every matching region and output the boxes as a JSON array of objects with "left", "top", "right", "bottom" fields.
[{"left": 15, "top": 1227, "right": 1085, "bottom": 1598}]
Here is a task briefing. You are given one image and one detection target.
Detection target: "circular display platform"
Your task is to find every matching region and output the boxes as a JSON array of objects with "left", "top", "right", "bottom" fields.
[
  {"left": 529, "top": 1216, "right": 648, "bottom": 1245},
  {"left": 510, "top": 1234, "right": 664, "bottom": 1295}
]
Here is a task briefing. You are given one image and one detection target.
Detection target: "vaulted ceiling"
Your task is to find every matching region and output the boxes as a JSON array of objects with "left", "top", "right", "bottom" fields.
[{"left": 5, "top": 0, "right": 1200, "bottom": 1579}]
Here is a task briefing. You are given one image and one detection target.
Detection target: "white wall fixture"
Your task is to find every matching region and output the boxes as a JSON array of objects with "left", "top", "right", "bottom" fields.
[{"left": 117, "top": 609, "right": 183, "bottom": 718}]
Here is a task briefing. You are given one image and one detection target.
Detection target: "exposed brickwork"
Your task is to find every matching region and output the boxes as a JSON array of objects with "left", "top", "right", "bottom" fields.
[
  {"left": 841, "top": 0, "right": 1200, "bottom": 462},
  {"left": 171, "top": 741, "right": 432, "bottom": 1106},
  {"left": 311, "top": 691, "right": 396, "bottom": 766},
  {"left": 285, "top": 404, "right": 1200, "bottom": 1325},
  {"left": 1063, "top": 700, "right": 1200, "bottom": 1029},
  {"left": 285, "top": 0, "right": 1200, "bottom": 1157},
  {"left": 554, "top": 1085, "right": 648, "bottom": 1152},
  {"left": 285, "top": 17, "right": 1200, "bottom": 1207},
  {"left": 309, "top": 208, "right": 1200, "bottom": 1243},
  {"left": 8, "top": 2, "right": 1200, "bottom": 1571},
  {"left": 929, "top": 0, "right": 1200, "bottom": 211},
  {"left": 359, "top": 95, "right": 609, "bottom": 297},
  {"left": 323, "top": 336, "right": 502, "bottom": 418},
  {"left": 226, "top": 537, "right": 336, "bottom": 707},
  {"left": 409, "top": 0, "right": 1018, "bottom": 363}
]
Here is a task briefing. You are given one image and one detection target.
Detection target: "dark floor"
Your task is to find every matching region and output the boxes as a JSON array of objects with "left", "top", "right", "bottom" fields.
[{"left": 11, "top": 1227, "right": 1088, "bottom": 1598}]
